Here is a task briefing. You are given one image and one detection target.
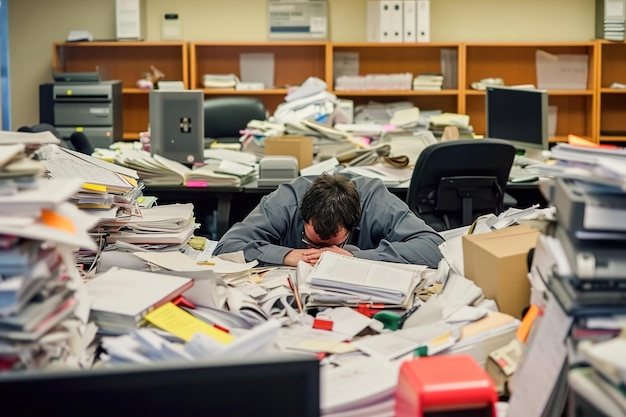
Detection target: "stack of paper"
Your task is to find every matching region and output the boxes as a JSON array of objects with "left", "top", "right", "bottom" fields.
[
  {"left": 86, "top": 267, "right": 194, "bottom": 334},
  {"left": 105, "top": 203, "right": 198, "bottom": 249},
  {"left": 0, "top": 143, "right": 46, "bottom": 194},
  {"left": 114, "top": 150, "right": 255, "bottom": 187},
  {"left": 0, "top": 152, "right": 101, "bottom": 369}
]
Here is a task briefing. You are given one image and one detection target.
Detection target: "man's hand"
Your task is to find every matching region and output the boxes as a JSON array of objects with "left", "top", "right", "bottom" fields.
[{"left": 283, "top": 246, "right": 354, "bottom": 267}]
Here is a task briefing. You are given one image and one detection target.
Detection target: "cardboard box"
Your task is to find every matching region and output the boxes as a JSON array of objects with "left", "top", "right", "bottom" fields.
[
  {"left": 264, "top": 135, "right": 313, "bottom": 170},
  {"left": 462, "top": 224, "right": 540, "bottom": 318}
]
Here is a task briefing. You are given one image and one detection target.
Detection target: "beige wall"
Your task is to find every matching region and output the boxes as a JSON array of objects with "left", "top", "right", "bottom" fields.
[{"left": 8, "top": 0, "right": 596, "bottom": 129}]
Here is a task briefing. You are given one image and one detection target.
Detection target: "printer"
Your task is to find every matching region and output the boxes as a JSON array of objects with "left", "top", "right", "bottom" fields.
[{"left": 39, "top": 80, "right": 123, "bottom": 149}]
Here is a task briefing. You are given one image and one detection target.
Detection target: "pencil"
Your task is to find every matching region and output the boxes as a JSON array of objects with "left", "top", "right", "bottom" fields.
[{"left": 287, "top": 276, "right": 304, "bottom": 313}]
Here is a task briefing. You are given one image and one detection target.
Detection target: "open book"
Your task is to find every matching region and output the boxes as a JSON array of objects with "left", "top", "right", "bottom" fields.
[{"left": 305, "top": 252, "right": 424, "bottom": 305}]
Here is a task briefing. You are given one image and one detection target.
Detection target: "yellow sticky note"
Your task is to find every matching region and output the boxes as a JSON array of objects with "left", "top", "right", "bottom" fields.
[
  {"left": 120, "top": 174, "right": 138, "bottom": 187},
  {"left": 144, "top": 302, "right": 234, "bottom": 344},
  {"left": 82, "top": 182, "right": 107, "bottom": 193}
]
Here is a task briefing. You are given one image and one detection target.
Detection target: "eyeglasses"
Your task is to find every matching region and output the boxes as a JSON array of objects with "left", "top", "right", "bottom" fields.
[{"left": 301, "top": 231, "right": 350, "bottom": 249}]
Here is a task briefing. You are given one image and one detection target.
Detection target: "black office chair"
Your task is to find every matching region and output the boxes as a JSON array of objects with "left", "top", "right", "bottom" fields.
[
  {"left": 406, "top": 139, "right": 516, "bottom": 231},
  {"left": 203, "top": 97, "right": 267, "bottom": 145}
]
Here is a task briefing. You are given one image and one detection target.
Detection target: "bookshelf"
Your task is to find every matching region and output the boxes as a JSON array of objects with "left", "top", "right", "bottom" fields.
[
  {"left": 328, "top": 43, "right": 462, "bottom": 115},
  {"left": 464, "top": 42, "right": 597, "bottom": 143},
  {"left": 597, "top": 40, "right": 626, "bottom": 143},
  {"left": 52, "top": 41, "right": 188, "bottom": 140},
  {"left": 189, "top": 41, "right": 328, "bottom": 114},
  {"left": 53, "top": 40, "right": 620, "bottom": 144}
]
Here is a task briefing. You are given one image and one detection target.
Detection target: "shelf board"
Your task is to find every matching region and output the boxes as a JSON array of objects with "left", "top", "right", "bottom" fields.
[
  {"left": 202, "top": 88, "right": 289, "bottom": 95},
  {"left": 465, "top": 89, "right": 593, "bottom": 96},
  {"left": 333, "top": 90, "right": 459, "bottom": 96},
  {"left": 600, "top": 88, "right": 626, "bottom": 94},
  {"left": 123, "top": 88, "right": 151, "bottom": 94},
  {"left": 600, "top": 135, "right": 626, "bottom": 142}
]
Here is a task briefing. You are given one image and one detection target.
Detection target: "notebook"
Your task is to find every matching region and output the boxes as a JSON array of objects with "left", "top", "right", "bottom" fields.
[{"left": 86, "top": 267, "right": 193, "bottom": 334}]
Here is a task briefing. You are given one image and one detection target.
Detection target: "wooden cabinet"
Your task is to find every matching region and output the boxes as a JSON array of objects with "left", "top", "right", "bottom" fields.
[
  {"left": 597, "top": 40, "right": 626, "bottom": 143},
  {"left": 52, "top": 41, "right": 188, "bottom": 140},
  {"left": 54, "top": 40, "right": 625, "bottom": 144},
  {"left": 464, "top": 42, "right": 597, "bottom": 143},
  {"left": 328, "top": 43, "right": 462, "bottom": 116},
  {"left": 189, "top": 41, "right": 328, "bottom": 114}
]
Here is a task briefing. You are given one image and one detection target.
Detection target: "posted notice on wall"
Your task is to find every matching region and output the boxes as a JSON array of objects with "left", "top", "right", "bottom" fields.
[{"left": 268, "top": 0, "right": 328, "bottom": 40}]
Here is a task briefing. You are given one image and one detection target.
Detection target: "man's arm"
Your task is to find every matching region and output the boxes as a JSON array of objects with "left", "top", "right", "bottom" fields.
[
  {"left": 213, "top": 179, "right": 314, "bottom": 266},
  {"left": 352, "top": 181, "right": 444, "bottom": 267}
]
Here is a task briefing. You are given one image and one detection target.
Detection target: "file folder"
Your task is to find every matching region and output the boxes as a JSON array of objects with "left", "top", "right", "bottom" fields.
[
  {"left": 367, "top": 1, "right": 393, "bottom": 42},
  {"left": 416, "top": 0, "right": 430, "bottom": 42},
  {"left": 402, "top": 0, "right": 417, "bottom": 42},
  {"left": 389, "top": 1, "right": 404, "bottom": 42}
]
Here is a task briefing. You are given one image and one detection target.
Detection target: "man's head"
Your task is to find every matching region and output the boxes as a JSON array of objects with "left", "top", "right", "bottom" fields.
[{"left": 300, "top": 174, "right": 361, "bottom": 246}]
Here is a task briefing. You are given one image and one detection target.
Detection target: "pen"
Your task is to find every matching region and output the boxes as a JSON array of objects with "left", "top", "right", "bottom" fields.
[
  {"left": 196, "top": 261, "right": 215, "bottom": 266},
  {"left": 287, "top": 276, "right": 304, "bottom": 313}
]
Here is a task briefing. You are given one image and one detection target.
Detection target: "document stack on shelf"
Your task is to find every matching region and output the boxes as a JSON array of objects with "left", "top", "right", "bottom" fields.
[
  {"left": 412, "top": 73, "right": 444, "bottom": 91},
  {"left": 596, "top": 0, "right": 625, "bottom": 41},
  {"left": 0, "top": 154, "right": 102, "bottom": 369},
  {"left": 114, "top": 150, "right": 255, "bottom": 187}
]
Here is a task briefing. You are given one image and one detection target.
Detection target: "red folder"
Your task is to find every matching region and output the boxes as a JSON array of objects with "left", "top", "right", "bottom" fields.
[{"left": 395, "top": 354, "right": 498, "bottom": 417}]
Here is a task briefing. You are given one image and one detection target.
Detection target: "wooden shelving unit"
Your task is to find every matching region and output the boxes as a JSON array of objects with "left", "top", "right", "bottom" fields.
[
  {"left": 328, "top": 43, "right": 462, "bottom": 115},
  {"left": 189, "top": 41, "right": 328, "bottom": 114},
  {"left": 463, "top": 42, "right": 597, "bottom": 143},
  {"left": 53, "top": 40, "right": 621, "bottom": 144},
  {"left": 597, "top": 40, "right": 626, "bottom": 143},
  {"left": 52, "top": 41, "right": 188, "bottom": 140}
]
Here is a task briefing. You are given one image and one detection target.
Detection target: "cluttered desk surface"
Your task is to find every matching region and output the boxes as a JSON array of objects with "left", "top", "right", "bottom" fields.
[{"left": 4, "top": 125, "right": 623, "bottom": 417}]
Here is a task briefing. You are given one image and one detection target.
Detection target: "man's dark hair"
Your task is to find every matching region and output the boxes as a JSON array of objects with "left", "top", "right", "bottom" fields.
[{"left": 300, "top": 174, "right": 361, "bottom": 240}]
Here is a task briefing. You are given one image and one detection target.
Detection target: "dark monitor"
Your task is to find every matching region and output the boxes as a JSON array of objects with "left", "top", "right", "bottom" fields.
[
  {"left": 150, "top": 90, "right": 204, "bottom": 165},
  {"left": 0, "top": 354, "right": 320, "bottom": 417},
  {"left": 485, "top": 86, "right": 549, "bottom": 155}
]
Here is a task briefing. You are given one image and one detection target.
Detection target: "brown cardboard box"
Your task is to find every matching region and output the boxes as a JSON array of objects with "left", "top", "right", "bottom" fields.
[
  {"left": 462, "top": 224, "right": 540, "bottom": 318},
  {"left": 264, "top": 135, "right": 313, "bottom": 169}
]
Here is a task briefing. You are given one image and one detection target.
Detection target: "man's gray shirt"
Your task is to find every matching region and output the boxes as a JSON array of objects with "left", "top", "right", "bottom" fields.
[{"left": 213, "top": 175, "right": 444, "bottom": 268}]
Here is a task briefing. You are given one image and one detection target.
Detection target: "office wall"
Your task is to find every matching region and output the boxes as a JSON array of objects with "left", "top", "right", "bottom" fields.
[{"left": 8, "top": 0, "right": 595, "bottom": 130}]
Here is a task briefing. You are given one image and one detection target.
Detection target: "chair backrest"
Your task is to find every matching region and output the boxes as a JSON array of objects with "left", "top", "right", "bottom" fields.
[
  {"left": 406, "top": 139, "right": 516, "bottom": 231},
  {"left": 203, "top": 97, "right": 267, "bottom": 143}
]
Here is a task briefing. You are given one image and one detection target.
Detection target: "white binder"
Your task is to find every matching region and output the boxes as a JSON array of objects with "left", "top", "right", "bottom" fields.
[
  {"left": 416, "top": 0, "right": 430, "bottom": 43},
  {"left": 403, "top": 0, "right": 417, "bottom": 42},
  {"left": 388, "top": 1, "right": 404, "bottom": 42},
  {"left": 367, "top": 1, "right": 393, "bottom": 42}
]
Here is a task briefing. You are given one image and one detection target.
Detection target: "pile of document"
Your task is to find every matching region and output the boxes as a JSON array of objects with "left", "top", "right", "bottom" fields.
[
  {"left": 301, "top": 251, "right": 425, "bottom": 308},
  {"left": 412, "top": 73, "right": 444, "bottom": 91},
  {"left": 103, "top": 203, "right": 198, "bottom": 251},
  {"left": 114, "top": 149, "right": 256, "bottom": 187},
  {"left": 0, "top": 146, "right": 102, "bottom": 369},
  {"left": 0, "top": 143, "right": 46, "bottom": 194}
]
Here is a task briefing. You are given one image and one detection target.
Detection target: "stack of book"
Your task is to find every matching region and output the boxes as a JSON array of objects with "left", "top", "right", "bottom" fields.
[{"left": 412, "top": 73, "right": 444, "bottom": 91}]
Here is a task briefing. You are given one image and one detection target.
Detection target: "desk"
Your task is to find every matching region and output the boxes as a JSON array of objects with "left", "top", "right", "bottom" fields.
[{"left": 145, "top": 180, "right": 546, "bottom": 240}]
